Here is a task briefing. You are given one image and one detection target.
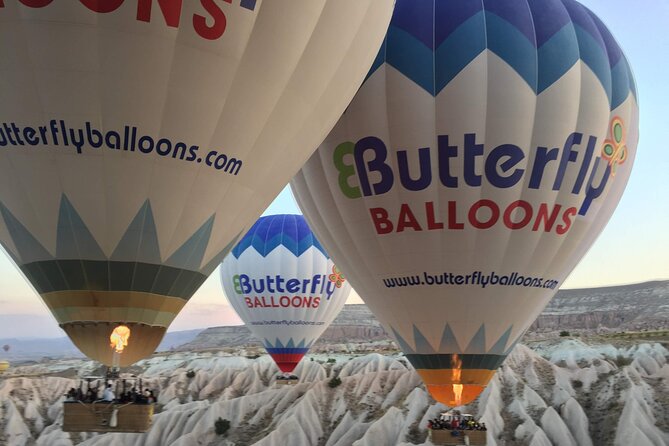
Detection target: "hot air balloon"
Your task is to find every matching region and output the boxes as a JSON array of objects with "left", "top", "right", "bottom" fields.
[
  {"left": 220, "top": 214, "right": 350, "bottom": 375},
  {"left": 292, "top": 0, "right": 638, "bottom": 407},
  {"left": 0, "top": 1, "right": 394, "bottom": 368},
  {"left": 0, "top": 360, "right": 8, "bottom": 374},
  {"left": 2, "top": 345, "right": 9, "bottom": 353}
]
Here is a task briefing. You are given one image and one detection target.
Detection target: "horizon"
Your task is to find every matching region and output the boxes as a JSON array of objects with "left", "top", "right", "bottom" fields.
[{"left": 2, "top": 277, "right": 666, "bottom": 341}]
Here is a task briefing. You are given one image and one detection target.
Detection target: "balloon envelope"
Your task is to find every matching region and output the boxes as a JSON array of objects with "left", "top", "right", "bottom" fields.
[
  {"left": 0, "top": 1, "right": 393, "bottom": 366},
  {"left": 220, "top": 214, "right": 350, "bottom": 373},
  {"left": 291, "top": 0, "right": 638, "bottom": 406},
  {"left": 0, "top": 361, "right": 8, "bottom": 373}
]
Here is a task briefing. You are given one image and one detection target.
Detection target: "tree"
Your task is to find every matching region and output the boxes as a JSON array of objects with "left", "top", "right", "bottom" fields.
[{"left": 215, "top": 418, "right": 231, "bottom": 436}]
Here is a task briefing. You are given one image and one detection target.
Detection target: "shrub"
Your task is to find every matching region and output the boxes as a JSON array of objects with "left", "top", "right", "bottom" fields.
[
  {"left": 559, "top": 330, "right": 571, "bottom": 337},
  {"left": 327, "top": 358, "right": 336, "bottom": 363},
  {"left": 614, "top": 355, "right": 633, "bottom": 367},
  {"left": 186, "top": 370, "right": 196, "bottom": 379},
  {"left": 572, "top": 379, "right": 583, "bottom": 389},
  {"left": 328, "top": 376, "right": 342, "bottom": 388},
  {"left": 246, "top": 354, "right": 261, "bottom": 359},
  {"left": 215, "top": 417, "right": 231, "bottom": 436}
]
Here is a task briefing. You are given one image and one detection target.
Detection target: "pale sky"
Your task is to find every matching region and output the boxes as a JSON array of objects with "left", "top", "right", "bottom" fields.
[{"left": 0, "top": 0, "right": 667, "bottom": 338}]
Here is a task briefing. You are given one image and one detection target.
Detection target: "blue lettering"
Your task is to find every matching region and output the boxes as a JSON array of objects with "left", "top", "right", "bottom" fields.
[
  {"left": 464, "top": 133, "right": 483, "bottom": 187},
  {"left": 286, "top": 279, "right": 300, "bottom": 293},
  {"left": 485, "top": 144, "right": 525, "bottom": 188},
  {"left": 354, "top": 136, "right": 394, "bottom": 196},
  {"left": 238, "top": 274, "right": 251, "bottom": 294}
]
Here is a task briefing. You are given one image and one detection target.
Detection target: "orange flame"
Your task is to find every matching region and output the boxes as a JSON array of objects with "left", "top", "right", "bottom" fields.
[
  {"left": 110, "top": 325, "right": 131, "bottom": 353},
  {"left": 452, "top": 354, "right": 463, "bottom": 406}
]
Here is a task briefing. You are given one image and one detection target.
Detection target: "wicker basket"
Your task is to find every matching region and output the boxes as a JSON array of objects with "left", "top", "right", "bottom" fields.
[
  {"left": 429, "top": 429, "right": 487, "bottom": 445},
  {"left": 62, "top": 402, "right": 153, "bottom": 433}
]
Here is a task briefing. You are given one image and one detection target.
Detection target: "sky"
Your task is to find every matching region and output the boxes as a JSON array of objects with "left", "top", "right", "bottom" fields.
[{"left": 0, "top": 0, "right": 667, "bottom": 338}]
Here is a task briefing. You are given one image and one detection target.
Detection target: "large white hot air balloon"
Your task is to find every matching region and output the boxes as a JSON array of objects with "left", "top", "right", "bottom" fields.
[
  {"left": 0, "top": 0, "right": 393, "bottom": 366},
  {"left": 292, "top": 0, "right": 638, "bottom": 406},
  {"left": 220, "top": 214, "right": 350, "bottom": 373}
]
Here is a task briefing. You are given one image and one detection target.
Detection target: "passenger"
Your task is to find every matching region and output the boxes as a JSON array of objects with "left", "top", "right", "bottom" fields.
[
  {"left": 481, "top": 422, "right": 487, "bottom": 431},
  {"left": 85, "top": 388, "right": 96, "bottom": 403},
  {"left": 65, "top": 388, "right": 77, "bottom": 402},
  {"left": 147, "top": 390, "right": 156, "bottom": 404},
  {"left": 102, "top": 384, "right": 115, "bottom": 402},
  {"left": 130, "top": 387, "right": 139, "bottom": 403}
]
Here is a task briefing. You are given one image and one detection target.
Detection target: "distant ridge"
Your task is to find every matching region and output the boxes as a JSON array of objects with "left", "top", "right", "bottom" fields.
[
  {"left": 180, "top": 280, "right": 669, "bottom": 351},
  {"left": 2, "top": 280, "right": 666, "bottom": 359}
]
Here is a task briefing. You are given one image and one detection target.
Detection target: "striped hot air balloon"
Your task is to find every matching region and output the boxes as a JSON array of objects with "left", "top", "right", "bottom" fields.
[
  {"left": 292, "top": 0, "right": 638, "bottom": 406},
  {"left": 220, "top": 214, "right": 350, "bottom": 373}
]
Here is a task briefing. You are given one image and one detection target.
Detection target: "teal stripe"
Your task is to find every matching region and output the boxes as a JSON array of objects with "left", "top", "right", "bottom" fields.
[
  {"left": 435, "top": 11, "right": 486, "bottom": 93},
  {"left": 406, "top": 353, "right": 507, "bottom": 371},
  {"left": 575, "top": 24, "right": 612, "bottom": 104},
  {"left": 537, "top": 22, "right": 580, "bottom": 93},
  {"left": 21, "top": 260, "right": 203, "bottom": 299},
  {"left": 485, "top": 11, "right": 538, "bottom": 92}
]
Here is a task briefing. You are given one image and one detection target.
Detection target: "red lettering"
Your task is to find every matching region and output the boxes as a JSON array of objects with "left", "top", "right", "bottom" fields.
[
  {"left": 79, "top": 0, "right": 124, "bottom": 13},
  {"left": 425, "top": 202, "right": 444, "bottom": 230},
  {"left": 292, "top": 296, "right": 302, "bottom": 307},
  {"left": 254, "top": 296, "right": 262, "bottom": 307},
  {"left": 397, "top": 204, "right": 422, "bottom": 232},
  {"left": 533, "top": 203, "right": 562, "bottom": 232},
  {"left": 303, "top": 296, "right": 312, "bottom": 307},
  {"left": 137, "top": 0, "right": 182, "bottom": 27},
  {"left": 193, "top": 0, "right": 229, "bottom": 40},
  {"left": 503, "top": 200, "right": 533, "bottom": 230},
  {"left": 279, "top": 296, "right": 291, "bottom": 307},
  {"left": 469, "top": 199, "right": 500, "bottom": 229},
  {"left": 370, "top": 208, "right": 393, "bottom": 234},
  {"left": 18, "top": 0, "right": 53, "bottom": 7},
  {"left": 448, "top": 200, "right": 464, "bottom": 229},
  {"left": 244, "top": 297, "right": 252, "bottom": 308},
  {"left": 313, "top": 297, "right": 320, "bottom": 308},
  {"left": 556, "top": 207, "right": 577, "bottom": 235}
]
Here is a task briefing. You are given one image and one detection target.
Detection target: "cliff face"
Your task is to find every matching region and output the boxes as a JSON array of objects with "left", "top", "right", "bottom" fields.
[
  {"left": 533, "top": 281, "right": 669, "bottom": 332},
  {"left": 180, "top": 281, "right": 669, "bottom": 351}
]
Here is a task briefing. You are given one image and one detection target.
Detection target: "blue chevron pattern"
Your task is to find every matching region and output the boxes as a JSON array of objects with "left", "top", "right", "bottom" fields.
[
  {"left": 0, "top": 195, "right": 232, "bottom": 275},
  {"left": 367, "top": 0, "right": 636, "bottom": 110},
  {"left": 232, "top": 214, "right": 328, "bottom": 259},
  {"left": 263, "top": 337, "right": 313, "bottom": 351}
]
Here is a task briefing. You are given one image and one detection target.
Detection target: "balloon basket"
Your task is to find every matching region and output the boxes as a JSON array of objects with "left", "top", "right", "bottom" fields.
[
  {"left": 275, "top": 376, "right": 299, "bottom": 387},
  {"left": 428, "top": 429, "right": 486, "bottom": 445},
  {"left": 62, "top": 401, "right": 153, "bottom": 433}
]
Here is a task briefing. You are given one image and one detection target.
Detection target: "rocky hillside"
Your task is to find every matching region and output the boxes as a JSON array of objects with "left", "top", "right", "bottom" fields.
[
  {"left": 0, "top": 340, "right": 667, "bottom": 445},
  {"left": 180, "top": 281, "right": 669, "bottom": 351},
  {"left": 531, "top": 281, "right": 669, "bottom": 332}
]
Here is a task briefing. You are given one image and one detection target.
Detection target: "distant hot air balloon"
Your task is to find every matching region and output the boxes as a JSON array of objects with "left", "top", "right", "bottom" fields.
[
  {"left": 0, "top": 360, "right": 9, "bottom": 373},
  {"left": 0, "top": 1, "right": 394, "bottom": 367},
  {"left": 220, "top": 214, "right": 350, "bottom": 373},
  {"left": 2, "top": 345, "right": 9, "bottom": 353},
  {"left": 292, "top": 0, "right": 638, "bottom": 407}
]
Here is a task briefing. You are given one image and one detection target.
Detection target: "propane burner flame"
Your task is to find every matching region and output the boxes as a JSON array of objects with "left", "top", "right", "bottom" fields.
[
  {"left": 452, "top": 353, "right": 463, "bottom": 407},
  {"left": 110, "top": 325, "right": 131, "bottom": 353}
]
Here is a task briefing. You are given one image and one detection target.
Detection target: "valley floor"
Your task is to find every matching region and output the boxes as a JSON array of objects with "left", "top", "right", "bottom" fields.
[{"left": 0, "top": 339, "right": 668, "bottom": 446}]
